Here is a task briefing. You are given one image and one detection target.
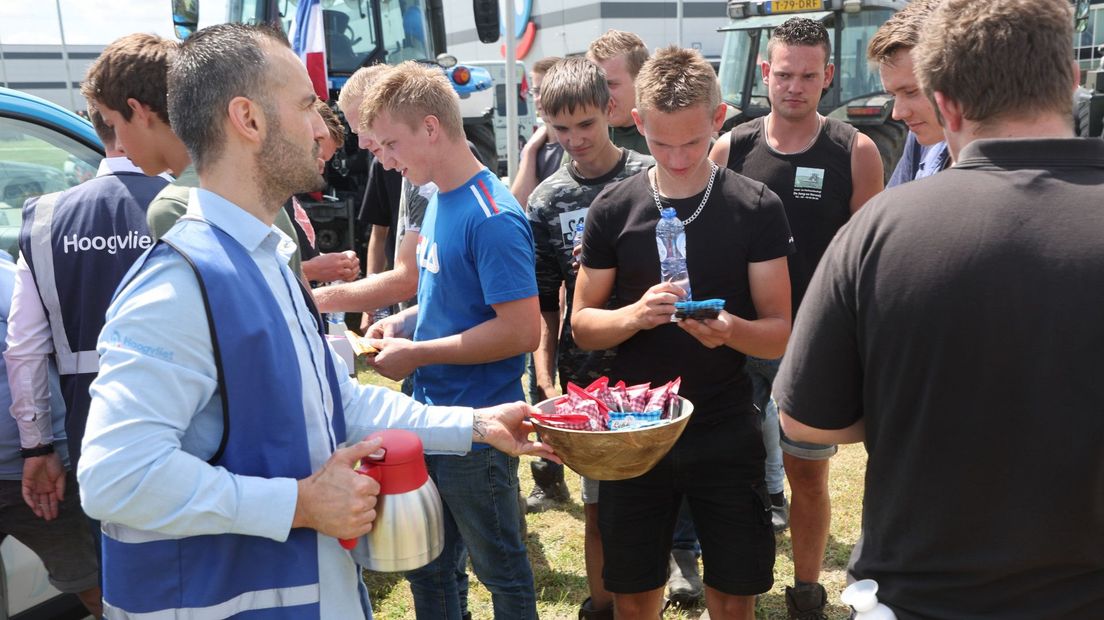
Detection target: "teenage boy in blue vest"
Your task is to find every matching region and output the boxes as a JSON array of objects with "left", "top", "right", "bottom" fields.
[
  {"left": 6, "top": 34, "right": 173, "bottom": 531},
  {"left": 361, "top": 62, "right": 541, "bottom": 620},
  {"left": 77, "top": 24, "right": 552, "bottom": 620},
  {"left": 573, "top": 47, "right": 793, "bottom": 620}
]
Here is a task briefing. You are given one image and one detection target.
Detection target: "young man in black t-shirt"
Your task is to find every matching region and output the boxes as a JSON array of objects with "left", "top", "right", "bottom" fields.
[
  {"left": 776, "top": 1, "right": 1104, "bottom": 617},
  {"left": 573, "top": 47, "right": 794, "bottom": 620},
  {"left": 709, "top": 17, "right": 883, "bottom": 619}
]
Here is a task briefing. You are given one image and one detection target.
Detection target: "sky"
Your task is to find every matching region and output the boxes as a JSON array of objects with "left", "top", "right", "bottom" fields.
[{"left": 0, "top": 0, "right": 176, "bottom": 46}]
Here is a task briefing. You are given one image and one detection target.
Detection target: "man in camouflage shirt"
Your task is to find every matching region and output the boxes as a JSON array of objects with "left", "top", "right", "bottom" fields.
[{"left": 526, "top": 57, "right": 652, "bottom": 620}]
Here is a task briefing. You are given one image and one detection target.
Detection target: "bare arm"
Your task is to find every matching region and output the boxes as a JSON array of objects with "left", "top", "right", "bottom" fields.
[
  {"left": 365, "top": 224, "right": 390, "bottom": 275},
  {"left": 510, "top": 125, "right": 549, "bottom": 208},
  {"left": 850, "top": 132, "right": 885, "bottom": 213},
  {"left": 314, "top": 232, "right": 419, "bottom": 314},
  {"left": 678, "top": 256, "right": 792, "bottom": 358},
  {"left": 367, "top": 296, "right": 541, "bottom": 380},
  {"left": 301, "top": 250, "right": 360, "bottom": 284},
  {"left": 708, "top": 131, "right": 731, "bottom": 167},
  {"left": 533, "top": 309, "right": 560, "bottom": 401},
  {"left": 779, "top": 409, "right": 865, "bottom": 445},
  {"left": 570, "top": 266, "right": 682, "bottom": 351}
]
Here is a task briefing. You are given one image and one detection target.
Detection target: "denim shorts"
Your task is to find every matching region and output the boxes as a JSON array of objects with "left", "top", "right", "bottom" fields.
[
  {"left": 580, "top": 475, "right": 599, "bottom": 504},
  {"left": 0, "top": 472, "right": 99, "bottom": 593},
  {"left": 748, "top": 356, "right": 838, "bottom": 460},
  {"left": 597, "top": 409, "right": 775, "bottom": 596}
]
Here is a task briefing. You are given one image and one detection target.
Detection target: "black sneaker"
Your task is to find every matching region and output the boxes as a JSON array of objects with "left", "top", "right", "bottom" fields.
[
  {"left": 578, "top": 596, "right": 614, "bottom": 619},
  {"left": 666, "top": 549, "right": 704, "bottom": 606},
  {"left": 771, "top": 492, "right": 790, "bottom": 533},
  {"left": 525, "top": 479, "right": 571, "bottom": 513},
  {"left": 786, "top": 583, "right": 828, "bottom": 620}
]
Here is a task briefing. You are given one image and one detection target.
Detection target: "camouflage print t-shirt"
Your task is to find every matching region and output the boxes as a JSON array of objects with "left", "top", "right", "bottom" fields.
[{"left": 527, "top": 148, "right": 653, "bottom": 389}]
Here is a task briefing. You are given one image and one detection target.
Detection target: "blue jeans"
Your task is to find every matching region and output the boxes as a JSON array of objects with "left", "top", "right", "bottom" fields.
[
  {"left": 407, "top": 449, "right": 537, "bottom": 620},
  {"left": 746, "top": 356, "right": 785, "bottom": 495}
]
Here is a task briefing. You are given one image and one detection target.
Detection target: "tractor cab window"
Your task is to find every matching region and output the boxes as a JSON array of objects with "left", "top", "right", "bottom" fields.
[
  {"left": 381, "top": 0, "right": 432, "bottom": 64},
  {"left": 837, "top": 9, "right": 894, "bottom": 103}
]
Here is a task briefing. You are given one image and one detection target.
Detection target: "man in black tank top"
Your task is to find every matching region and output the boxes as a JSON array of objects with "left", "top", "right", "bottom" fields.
[{"left": 710, "top": 17, "right": 884, "bottom": 620}]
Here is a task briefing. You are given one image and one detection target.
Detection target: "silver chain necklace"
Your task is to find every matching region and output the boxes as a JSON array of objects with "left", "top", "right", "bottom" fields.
[{"left": 652, "top": 161, "right": 719, "bottom": 226}]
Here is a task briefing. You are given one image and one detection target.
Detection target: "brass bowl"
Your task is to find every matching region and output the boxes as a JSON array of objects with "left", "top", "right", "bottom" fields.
[{"left": 531, "top": 396, "right": 694, "bottom": 481}]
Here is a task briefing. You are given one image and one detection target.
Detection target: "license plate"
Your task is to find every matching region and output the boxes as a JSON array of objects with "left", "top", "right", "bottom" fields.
[{"left": 765, "top": 0, "right": 825, "bottom": 13}]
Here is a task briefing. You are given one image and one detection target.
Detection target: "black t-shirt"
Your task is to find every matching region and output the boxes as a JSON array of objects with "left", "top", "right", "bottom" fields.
[
  {"left": 774, "top": 138, "right": 1104, "bottom": 619},
  {"left": 581, "top": 167, "right": 794, "bottom": 421},
  {"left": 357, "top": 158, "right": 404, "bottom": 265},
  {"left": 536, "top": 140, "right": 565, "bottom": 184},
  {"left": 726, "top": 117, "right": 855, "bottom": 315}
]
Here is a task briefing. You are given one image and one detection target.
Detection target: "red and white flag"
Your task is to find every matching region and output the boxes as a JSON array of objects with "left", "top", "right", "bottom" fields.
[{"left": 291, "top": 0, "right": 328, "bottom": 99}]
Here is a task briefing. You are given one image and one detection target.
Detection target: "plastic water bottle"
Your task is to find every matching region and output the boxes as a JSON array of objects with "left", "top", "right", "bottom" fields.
[
  {"left": 655, "top": 207, "right": 691, "bottom": 301},
  {"left": 841, "top": 579, "right": 897, "bottom": 620},
  {"left": 372, "top": 306, "right": 392, "bottom": 324},
  {"left": 573, "top": 220, "right": 585, "bottom": 250},
  {"left": 327, "top": 311, "right": 346, "bottom": 336}
]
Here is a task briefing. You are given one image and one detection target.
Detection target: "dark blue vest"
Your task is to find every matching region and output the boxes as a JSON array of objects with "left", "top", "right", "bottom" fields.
[
  {"left": 100, "top": 218, "right": 348, "bottom": 618},
  {"left": 20, "top": 171, "right": 167, "bottom": 468}
]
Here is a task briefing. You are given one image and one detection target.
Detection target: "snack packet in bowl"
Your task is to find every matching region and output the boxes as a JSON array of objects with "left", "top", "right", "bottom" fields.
[{"left": 607, "top": 409, "right": 664, "bottom": 430}]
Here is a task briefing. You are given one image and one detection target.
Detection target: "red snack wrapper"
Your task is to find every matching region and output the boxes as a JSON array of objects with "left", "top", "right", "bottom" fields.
[
  {"left": 624, "top": 383, "right": 650, "bottom": 412},
  {"left": 643, "top": 381, "right": 671, "bottom": 414},
  {"left": 606, "top": 383, "right": 628, "bottom": 412},
  {"left": 531, "top": 411, "right": 593, "bottom": 430}
]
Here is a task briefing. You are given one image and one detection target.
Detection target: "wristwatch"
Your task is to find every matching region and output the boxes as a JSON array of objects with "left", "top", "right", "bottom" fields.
[{"left": 20, "top": 443, "right": 55, "bottom": 459}]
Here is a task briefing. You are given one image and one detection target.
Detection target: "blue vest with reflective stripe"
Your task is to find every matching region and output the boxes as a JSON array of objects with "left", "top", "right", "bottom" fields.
[
  {"left": 20, "top": 172, "right": 167, "bottom": 469},
  {"left": 101, "top": 218, "right": 347, "bottom": 619}
]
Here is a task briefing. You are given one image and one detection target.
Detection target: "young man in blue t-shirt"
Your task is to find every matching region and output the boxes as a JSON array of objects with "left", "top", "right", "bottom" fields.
[{"left": 362, "top": 61, "right": 541, "bottom": 620}]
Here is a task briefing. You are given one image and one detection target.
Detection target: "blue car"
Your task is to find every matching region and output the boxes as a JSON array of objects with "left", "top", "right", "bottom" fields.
[{"left": 0, "top": 88, "right": 103, "bottom": 259}]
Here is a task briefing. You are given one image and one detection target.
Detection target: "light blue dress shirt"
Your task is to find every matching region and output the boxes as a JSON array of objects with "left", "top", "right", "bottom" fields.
[{"left": 79, "top": 189, "right": 474, "bottom": 619}]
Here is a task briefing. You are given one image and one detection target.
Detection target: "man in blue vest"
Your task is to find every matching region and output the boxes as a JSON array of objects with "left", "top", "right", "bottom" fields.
[
  {"left": 5, "top": 60, "right": 170, "bottom": 522},
  {"left": 77, "top": 23, "right": 553, "bottom": 619}
]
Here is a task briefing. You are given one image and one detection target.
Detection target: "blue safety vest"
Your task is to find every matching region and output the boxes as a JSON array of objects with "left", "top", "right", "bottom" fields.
[
  {"left": 100, "top": 217, "right": 348, "bottom": 619},
  {"left": 20, "top": 172, "right": 167, "bottom": 468}
]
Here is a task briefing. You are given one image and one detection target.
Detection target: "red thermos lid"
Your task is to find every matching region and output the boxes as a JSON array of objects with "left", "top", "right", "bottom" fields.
[{"left": 354, "top": 429, "right": 429, "bottom": 495}]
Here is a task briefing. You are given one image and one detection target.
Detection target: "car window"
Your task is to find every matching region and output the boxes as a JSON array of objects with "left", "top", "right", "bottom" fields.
[{"left": 0, "top": 115, "right": 102, "bottom": 253}]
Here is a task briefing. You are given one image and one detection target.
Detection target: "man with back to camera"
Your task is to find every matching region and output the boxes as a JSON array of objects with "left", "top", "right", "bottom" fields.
[
  {"left": 527, "top": 56, "right": 654, "bottom": 619},
  {"left": 6, "top": 35, "right": 172, "bottom": 526},
  {"left": 76, "top": 24, "right": 553, "bottom": 619},
  {"left": 709, "top": 17, "right": 884, "bottom": 619},
  {"left": 866, "top": 0, "right": 951, "bottom": 188},
  {"left": 361, "top": 62, "right": 541, "bottom": 620},
  {"left": 775, "top": 0, "right": 1104, "bottom": 617},
  {"left": 572, "top": 46, "right": 794, "bottom": 620}
]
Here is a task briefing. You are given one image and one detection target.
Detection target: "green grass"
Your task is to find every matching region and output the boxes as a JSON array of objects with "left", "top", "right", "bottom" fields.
[{"left": 355, "top": 366, "right": 867, "bottom": 619}]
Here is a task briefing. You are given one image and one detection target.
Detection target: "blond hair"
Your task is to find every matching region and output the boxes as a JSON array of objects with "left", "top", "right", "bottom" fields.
[
  {"left": 337, "top": 64, "right": 392, "bottom": 114},
  {"left": 359, "top": 61, "right": 464, "bottom": 140},
  {"left": 913, "top": 0, "right": 1074, "bottom": 124},
  {"left": 634, "top": 46, "right": 720, "bottom": 115},
  {"left": 587, "top": 30, "right": 649, "bottom": 78},
  {"left": 866, "top": 0, "right": 941, "bottom": 65},
  {"left": 539, "top": 57, "right": 610, "bottom": 118}
]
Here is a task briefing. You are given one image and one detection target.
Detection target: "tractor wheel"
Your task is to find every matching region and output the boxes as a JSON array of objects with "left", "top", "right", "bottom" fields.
[{"left": 858, "top": 120, "right": 908, "bottom": 184}]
